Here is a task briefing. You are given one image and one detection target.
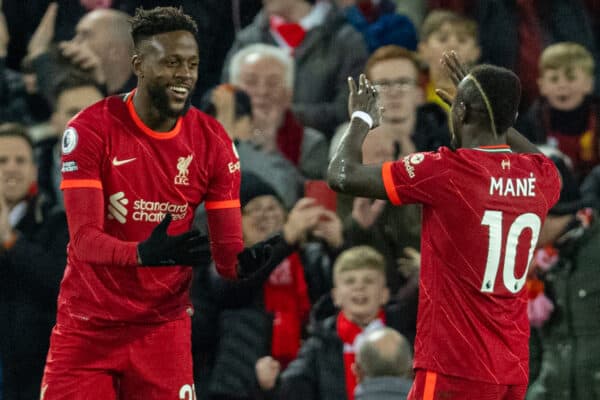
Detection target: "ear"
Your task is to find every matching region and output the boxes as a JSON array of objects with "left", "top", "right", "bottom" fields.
[
  {"left": 380, "top": 286, "right": 390, "bottom": 306},
  {"left": 331, "top": 287, "right": 341, "bottom": 307},
  {"left": 537, "top": 76, "right": 548, "bottom": 97},
  {"left": 456, "top": 101, "right": 467, "bottom": 123},
  {"left": 132, "top": 54, "right": 143, "bottom": 78},
  {"left": 352, "top": 362, "right": 363, "bottom": 383},
  {"left": 584, "top": 76, "right": 595, "bottom": 95}
]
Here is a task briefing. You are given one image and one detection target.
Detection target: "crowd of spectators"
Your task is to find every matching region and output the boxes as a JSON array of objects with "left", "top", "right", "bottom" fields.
[{"left": 1, "top": 1, "right": 600, "bottom": 399}]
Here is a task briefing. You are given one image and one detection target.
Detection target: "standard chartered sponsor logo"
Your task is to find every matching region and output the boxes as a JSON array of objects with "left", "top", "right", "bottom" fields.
[{"left": 107, "top": 192, "right": 187, "bottom": 223}]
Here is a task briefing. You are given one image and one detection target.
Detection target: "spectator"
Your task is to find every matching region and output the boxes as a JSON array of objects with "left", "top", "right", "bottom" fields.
[
  {"left": 353, "top": 327, "right": 413, "bottom": 400},
  {"left": 0, "top": 123, "right": 68, "bottom": 400},
  {"left": 201, "top": 84, "right": 302, "bottom": 208},
  {"left": 192, "top": 172, "right": 342, "bottom": 400},
  {"left": 228, "top": 43, "right": 328, "bottom": 179},
  {"left": 255, "top": 246, "right": 414, "bottom": 400},
  {"left": 418, "top": 9, "right": 480, "bottom": 112},
  {"left": 35, "top": 71, "right": 104, "bottom": 211},
  {"left": 526, "top": 156, "right": 599, "bottom": 400},
  {"left": 26, "top": 5, "right": 134, "bottom": 103},
  {"left": 517, "top": 42, "right": 598, "bottom": 182},
  {"left": 428, "top": 0, "right": 600, "bottom": 111},
  {"left": 222, "top": 0, "right": 368, "bottom": 137},
  {"left": 336, "top": 0, "right": 418, "bottom": 53}
]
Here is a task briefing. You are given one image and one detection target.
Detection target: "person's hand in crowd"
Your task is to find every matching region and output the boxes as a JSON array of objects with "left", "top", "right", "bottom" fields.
[
  {"left": 347, "top": 73, "right": 382, "bottom": 128},
  {"left": 58, "top": 41, "right": 106, "bottom": 85},
  {"left": 0, "top": 0, "right": 9, "bottom": 58},
  {"left": 27, "top": 2, "right": 58, "bottom": 61},
  {"left": 312, "top": 209, "right": 344, "bottom": 249},
  {"left": 352, "top": 197, "right": 386, "bottom": 229},
  {"left": 0, "top": 175, "right": 13, "bottom": 245},
  {"left": 211, "top": 84, "right": 236, "bottom": 137},
  {"left": 397, "top": 247, "right": 421, "bottom": 278},
  {"left": 255, "top": 356, "right": 281, "bottom": 391},
  {"left": 283, "top": 198, "right": 324, "bottom": 246}
]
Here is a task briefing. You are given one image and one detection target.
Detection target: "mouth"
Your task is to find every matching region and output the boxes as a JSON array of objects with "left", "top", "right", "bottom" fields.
[
  {"left": 351, "top": 295, "right": 369, "bottom": 306},
  {"left": 168, "top": 85, "right": 190, "bottom": 102}
]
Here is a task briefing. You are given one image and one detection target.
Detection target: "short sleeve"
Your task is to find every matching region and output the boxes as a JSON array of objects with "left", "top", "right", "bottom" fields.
[
  {"left": 382, "top": 150, "right": 451, "bottom": 206},
  {"left": 538, "top": 155, "right": 562, "bottom": 210},
  {"left": 60, "top": 112, "right": 105, "bottom": 190},
  {"left": 204, "top": 121, "right": 241, "bottom": 211}
]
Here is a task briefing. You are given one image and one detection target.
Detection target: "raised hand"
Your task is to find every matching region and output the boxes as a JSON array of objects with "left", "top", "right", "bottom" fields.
[
  {"left": 312, "top": 209, "right": 344, "bottom": 249},
  {"left": 27, "top": 2, "right": 58, "bottom": 60},
  {"left": 397, "top": 247, "right": 421, "bottom": 278},
  {"left": 351, "top": 197, "right": 386, "bottom": 229},
  {"left": 283, "top": 197, "right": 324, "bottom": 246},
  {"left": 255, "top": 356, "right": 281, "bottom": 391},
  {"left": 436, "top": 51, "right": 470, "bottom": 107},
  {"left": 347, "top": 73, "right": 382, "bottom": 128},
  {"left": 0, "top": 0, "right": 9, "bottom": 58}
]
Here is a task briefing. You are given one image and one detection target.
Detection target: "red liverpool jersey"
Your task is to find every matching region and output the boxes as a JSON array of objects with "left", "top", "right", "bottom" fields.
[
  {"left": 58, "top": 91, "right": 242, "bottom": 324},
  {"left": 382, "top": 145, "right": 561, "bottom": 385}
]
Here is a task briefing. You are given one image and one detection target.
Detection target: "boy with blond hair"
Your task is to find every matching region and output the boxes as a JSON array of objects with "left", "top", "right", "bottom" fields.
[
  {"left": 254, "top": 246, "right": 414, "bottom": 400},
  {"left": 418, "top": 10, "right": 480, "bottom": 112},
  {"left": 517, "top": 42, "right": 598, "bottom": 182}
]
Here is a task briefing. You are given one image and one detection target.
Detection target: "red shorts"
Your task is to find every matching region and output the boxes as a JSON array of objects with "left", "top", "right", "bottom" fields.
[
  {"left": 408, "top": 369, "right": 527, "bottom": 400},
  {"left": 41, "top": 316, "right": 195, "bottom": 400}
]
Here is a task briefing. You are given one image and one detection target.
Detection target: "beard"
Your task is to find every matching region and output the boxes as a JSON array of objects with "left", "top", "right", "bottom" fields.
[{"left": 147, "top": 82, "right": 194, "bottom": 119}]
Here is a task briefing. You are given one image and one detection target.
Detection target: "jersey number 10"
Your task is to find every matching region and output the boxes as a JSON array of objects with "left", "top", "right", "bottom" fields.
[{"left": 481, "top": 211, "right": 541, "bottom": 294}]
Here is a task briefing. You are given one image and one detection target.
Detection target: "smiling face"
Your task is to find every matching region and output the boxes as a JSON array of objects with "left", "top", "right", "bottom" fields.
[
  {"left": 0, "top": 136, "right": 36, "bottom": 207},
  {"left": 332, "top": 268, "right": 389, "bottom": 326},
  {"left": 242, "top": 195, "right": 287, "bottom": 246},
  {"left": 134, "top": 30, "right": 199, "bottom": 118},
  {"left": 538, "top": 66, "right": 594, "bottom": 111}
]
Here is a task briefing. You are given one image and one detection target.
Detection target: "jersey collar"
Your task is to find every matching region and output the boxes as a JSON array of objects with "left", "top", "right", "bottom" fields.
[
  {"left": 472, "top": 145, "right": 512, "bottom": 153},
  {"left": 125, "top": 89, "right": 182, "bottom": 140}
]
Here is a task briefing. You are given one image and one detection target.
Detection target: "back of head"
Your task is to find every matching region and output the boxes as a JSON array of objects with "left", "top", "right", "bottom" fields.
[
  {"left": 463, "top": 64, "right": 521, "bottom": 135},
  {"left": 540, "top": 42, "right": 595, "bottom": 77},
  {"left": 129, "top": 7, "right": 198, "bottom": 50},
  {"left": 356, "top": 327, "right": 412, "bottom": 378}
]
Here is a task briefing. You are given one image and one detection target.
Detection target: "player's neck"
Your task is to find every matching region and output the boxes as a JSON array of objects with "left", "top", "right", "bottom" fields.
[
  {"left": 132, "top": 91, "right": 178, "bottom": 132},
  {"left": 462, "top": 133, "right": 507, "bottom": 149}
]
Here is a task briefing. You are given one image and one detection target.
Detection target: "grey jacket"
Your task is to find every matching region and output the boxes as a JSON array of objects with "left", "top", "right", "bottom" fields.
[
  {"left": 222, "top": 5, "right": 368, "bottom": 138},
  {"left": 354, "top": 376, "right": 412, "bottom": 400}
]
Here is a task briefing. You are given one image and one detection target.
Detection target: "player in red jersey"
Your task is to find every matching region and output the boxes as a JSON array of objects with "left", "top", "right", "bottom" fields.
[
  {"left": 327, "top": 51, "right": 561, "bottom": 400},
  {"left": 40, "top": 7, "right": 286, "bottom": 400}
]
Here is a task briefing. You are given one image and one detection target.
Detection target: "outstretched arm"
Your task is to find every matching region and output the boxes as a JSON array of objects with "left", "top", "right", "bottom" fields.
[
  {"left": 438, "top": 51, "right": 540, "bottom": 154},
  {"left": 327, "top": 74, "right": 387, "bottom": 199}
]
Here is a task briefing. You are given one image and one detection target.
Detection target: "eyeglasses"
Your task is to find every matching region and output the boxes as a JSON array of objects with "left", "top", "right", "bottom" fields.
[{"left": 372, "top": 78, "right": 416, "bottom": 93}]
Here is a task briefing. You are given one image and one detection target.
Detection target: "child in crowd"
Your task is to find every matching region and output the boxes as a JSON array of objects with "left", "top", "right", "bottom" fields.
[
  {"left": 418, "top": 9, "right": 480, "bottom": 112},
  {"left": 255, "top": 246, "right": 414, "bottom": 400},
  {"left": 517, "top": 42, "right": 599, "bottom": 182}
]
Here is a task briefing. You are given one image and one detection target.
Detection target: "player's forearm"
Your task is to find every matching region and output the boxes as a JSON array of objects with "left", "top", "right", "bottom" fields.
[
  {"left": 64, "top": 188, "right": 138, "bottom": 267},
  {"left": 206, "top": 207, "right": 244, "bottom": 279},
  {"left": 507, "top": 127, "right": 541, "bottom": 154},
  {"left": 327, "top": 118, "right": 370, "bottom": 193}
]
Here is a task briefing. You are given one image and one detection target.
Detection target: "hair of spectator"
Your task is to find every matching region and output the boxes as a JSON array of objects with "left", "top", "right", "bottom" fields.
[
  {"left": 461, "top": 64, "right": 521, "bottom": 135},
  {"left": 0, "top": 123, "right": 34, "bottom": 151},
  {"left": 540, "top": 42, "right": 595, "bottom": 76},
  {"left": 229, "top": 43, "right": 295, "bottom": 89},
  {"left": 50, "top": 70, "right": 104, "bottom": 108},
  {"left": 129, "top": 7, "right": 198, "bottom": 49},
  {"left": 365, "top": 45, "right": 421, "bottom": 81},
  {"left": 357, "top": 328, "right": 413, "bottom": 378},
  {"left": 420, "top": 9, "right": 478, "bottom": 43},
  {"left": 333, "top": 246, "right": 386, "bottom": 281}
]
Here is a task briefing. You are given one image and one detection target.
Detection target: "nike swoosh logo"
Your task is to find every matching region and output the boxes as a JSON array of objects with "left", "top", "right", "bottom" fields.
[{"left": 112, "top": 157, "right": 136, "bottom": 166}]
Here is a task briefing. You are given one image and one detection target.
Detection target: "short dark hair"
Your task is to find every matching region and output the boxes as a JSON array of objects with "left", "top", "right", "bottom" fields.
[
  {"left": 129, "top": 6, "right": 198, "bottom": 48},
  {"left": 464, "top": 64, "right": 521, "bottom": 134},
  {"left": 50, "top": 71, "right": 103, "bottom": 107},
  {"left": 0, "top": 123, "right": 34, "bottom": 151}
]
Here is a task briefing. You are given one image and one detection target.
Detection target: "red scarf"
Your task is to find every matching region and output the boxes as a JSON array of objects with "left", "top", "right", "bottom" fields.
[
  {"left": 336, "top": 310, "right": 386, "bottom": 400},
  {"left": 270, "top": 15, "right": 307, "bottom": 49},
  {"left": 263, "top": 253, "right": 311, "bottom": 368},
  {"left": 276, "top": 110, "right": 304, "bottom": 166}
]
